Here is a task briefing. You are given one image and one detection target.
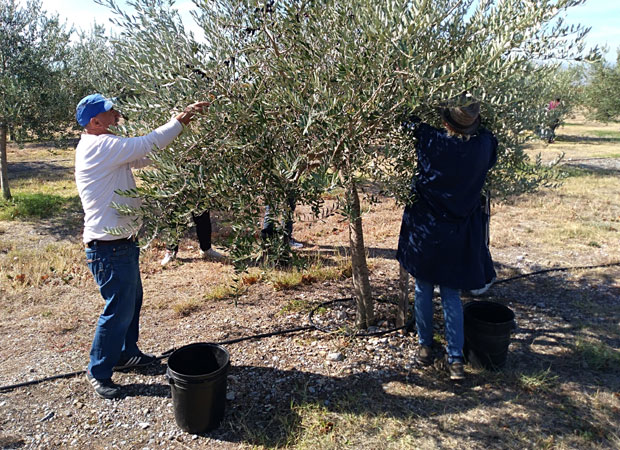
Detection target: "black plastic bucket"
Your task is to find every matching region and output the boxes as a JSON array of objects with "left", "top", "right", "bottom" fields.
[
  {"left": 167, "top": 342, "right": 230, "bottom": 434},
  {"left": 463, "top": 301, "right": 516, "bottom": 370}
]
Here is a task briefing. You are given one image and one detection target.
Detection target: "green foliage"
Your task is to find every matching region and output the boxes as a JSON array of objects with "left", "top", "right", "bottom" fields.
[
  {"left": 0, "top": 0, "right": 74, "bottom": 139},
  {"left": 65, "top": 26, "right": 122, "bottom": 116},
  {"left": 583, "top": 51, "right": 620, "bottom": 121},
  {"left": 0, "top": 193, "right": 78, "bottom": 220},
  {"left": 97, "top": 0, "right": 598, "bottom": 325},
  {"left": 575, "top": 337, "right": 620, "bottom": 371}
]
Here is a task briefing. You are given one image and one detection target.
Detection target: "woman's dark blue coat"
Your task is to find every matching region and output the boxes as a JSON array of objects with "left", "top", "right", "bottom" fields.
[{"left": 396, "top": 121, "right": 497, "bottom": 290}]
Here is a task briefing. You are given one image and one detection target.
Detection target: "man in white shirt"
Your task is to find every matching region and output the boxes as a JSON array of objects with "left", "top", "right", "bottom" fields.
[{"left": 75, "top": 93, "right": 207, "bottom": 399}]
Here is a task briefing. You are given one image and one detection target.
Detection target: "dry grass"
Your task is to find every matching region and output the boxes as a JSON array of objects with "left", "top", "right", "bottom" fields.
[
  {"left": 0, "top": 240, "right": 89, "bottom": 290},
  {"left": 267, "top": 258, "right": 352, "bottom": 291},
  {"left": 0, "top": 118, "right": 619, "bottom": 449}
]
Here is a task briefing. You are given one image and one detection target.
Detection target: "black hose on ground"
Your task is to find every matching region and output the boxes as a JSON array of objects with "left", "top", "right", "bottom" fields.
[
  {"left": 494, "top": 261, "right": 620, "bottom": 284},
  {"left": 1, "top": 261, "right": 618, "bottom": 393}
]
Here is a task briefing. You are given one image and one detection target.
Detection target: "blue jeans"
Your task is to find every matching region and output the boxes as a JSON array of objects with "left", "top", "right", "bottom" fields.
[
  {"left": 261, "top": 195, "right": 297, "bottom": 240},
  {"left": 85, "top": 240, "right": 142, "bottom": 379},
  {"left": 414, "top": 278, "right": 464, "bottom": 361}
]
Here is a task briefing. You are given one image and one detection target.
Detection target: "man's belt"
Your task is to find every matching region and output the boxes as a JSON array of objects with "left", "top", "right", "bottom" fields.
[{"left": 85, "top": 237, "right": 137, "bottom": 248}]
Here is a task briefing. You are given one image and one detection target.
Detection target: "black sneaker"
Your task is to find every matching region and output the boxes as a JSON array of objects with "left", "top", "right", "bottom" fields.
[
  {"left": 448, "top": 359, "right": 465, "bottom": 381},
  {"left": 85, "top": 371, "right": 121, "bottom": 399},
  {"left": 416, "top": 345, "right": 433, "bottom": 366},
  {"left": 114, "top": 352, "right": 156, "bottom": 370},
  {"left": 434, "top": 354, "right": 466, "bottom": 381}
]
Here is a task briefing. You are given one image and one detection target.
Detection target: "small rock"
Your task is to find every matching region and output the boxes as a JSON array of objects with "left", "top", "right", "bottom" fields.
[
  {"left": 139, "top": 422, "right": 150, "bottom": 429},
  {"left": 40, "top": 411, "right": 54, "bottom": 422},
  {"left": 327, "top": 352, "right": 344, "bottom": 362},
  {"left": 226, "top": 391, "right": 235, "bottom": 401}
]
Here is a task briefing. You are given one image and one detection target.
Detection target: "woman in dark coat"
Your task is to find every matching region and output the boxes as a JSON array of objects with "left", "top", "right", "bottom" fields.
[{"left": 396, "top": 97, "right": 497, "bottom": 380}]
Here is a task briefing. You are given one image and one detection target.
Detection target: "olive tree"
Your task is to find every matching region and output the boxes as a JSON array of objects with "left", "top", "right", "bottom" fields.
[
  {"left": 0, "top": 0, "right": 73, "bottom": 200},
  {"left": 98, "top": 0, "right": 596, "bottom": 328},
  {"left": 583, "top": 52, "right": 620, "bottom": 122}
]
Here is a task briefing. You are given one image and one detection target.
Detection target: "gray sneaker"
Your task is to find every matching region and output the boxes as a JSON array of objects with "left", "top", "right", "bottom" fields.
[
  {"left": 200, "top": 248, "right": 225, "bottom": 261},
  {"left": 86, "top": 371, "right": 121, "bottom": 399},
  {"left": 289, "top": 239, "right": 304, "bottom": 249}
]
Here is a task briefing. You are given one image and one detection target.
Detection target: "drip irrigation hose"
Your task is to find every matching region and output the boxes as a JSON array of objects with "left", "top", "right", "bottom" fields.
[
  {"left": 1, "top": 261, "right": 618, "bottom": 393},
  {"left": 494, "top": 261, "right": 620, "bottom": 285}
]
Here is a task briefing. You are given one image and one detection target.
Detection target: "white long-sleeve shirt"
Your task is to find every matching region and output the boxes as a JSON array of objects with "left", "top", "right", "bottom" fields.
[{"left": 75, "top": 118, "right": 183, "bottom": 243}]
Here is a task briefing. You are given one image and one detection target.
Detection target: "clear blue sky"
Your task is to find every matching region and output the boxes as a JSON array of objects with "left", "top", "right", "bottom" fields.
[{"left": 30, "top": 0, "right": 620, "bottom": 63}]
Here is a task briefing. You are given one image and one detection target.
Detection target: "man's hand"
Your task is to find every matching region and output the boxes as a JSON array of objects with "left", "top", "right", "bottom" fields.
[{"left": 176, "top": 101, "right": 210, "bottom": 125}]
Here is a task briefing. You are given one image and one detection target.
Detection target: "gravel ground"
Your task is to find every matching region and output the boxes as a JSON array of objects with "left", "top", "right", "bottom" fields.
[{"left": 1, "top": 150, "right": 618, "bottom": 449}]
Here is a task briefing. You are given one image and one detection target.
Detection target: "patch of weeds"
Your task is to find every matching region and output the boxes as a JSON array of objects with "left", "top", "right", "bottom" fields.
[
  {"left": 291, "top": 401, "right": 337, "bottom": 446},
  {"left": 280, "top": 298, "right": 312, "bottom": 315},
  {"left": 267, "top": 260, "right": 352, "bottom": 291},
  {"left": 270, "top": 270, "right": 304, "bottom": 290},
  {"left": 518, "top": 367, "right": 559, "bottom": 392},
  {"left": 569, "top": 295, "right": 601, "bottom": 315},
  {"left": 559, "top": 166, "right": 592, "bottom": 178},
  {"left": 433, "top": 333, "right": 444, "bottom": 346},
  {"left": 535, "top": 435, "right": 556, "bottom": 449},
  {"left": 0, "top": 193, "right": 79, "bottom": 220},
  {"left": 172, "top": 298, "right": 202, "bottom": 316},
  {"left": 203, "top": 282, "right": 245, "bottom": 301},
  {"left": 574, "top": 337, "right": 620, "bottom": 371},
  {"left": 312, "top": 306, "right": 327, "bottom": 315},
  {"left": 590, "top": 130, "right": 620, "bottom": 140}
]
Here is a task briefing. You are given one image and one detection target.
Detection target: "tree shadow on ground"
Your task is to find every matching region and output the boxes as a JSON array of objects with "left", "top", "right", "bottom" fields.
[
  {"left": 3, "top": 196, "right": 84, "bottom": 242},
  {"left": 560, "top": 160, "right": 620, "bottom": 176},
  {"left": 313, "top": 243, "right": 396, "bottom": 261},
  {"left": 7, "top": 160, "right": 74, "bottom": 182},
  {"left": 3, "top": 159, "right": 83, "bottom": 241},
  {"left": 555, "top": 134, "right": 620, "bottom": 145},
  {"left": 173, "top": 261, "right": 620, "bottom": 447}
]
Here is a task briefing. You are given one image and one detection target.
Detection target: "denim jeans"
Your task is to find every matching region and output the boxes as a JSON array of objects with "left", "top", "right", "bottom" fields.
[
  {"left": 261, "top": 194, "right": 297, "bottom": 240},
  {"left": 85, "top": 240, "right": 142, "bottom": 379},
  {"left": 414, "top": 278, "right": 464, "bottom": 361}
]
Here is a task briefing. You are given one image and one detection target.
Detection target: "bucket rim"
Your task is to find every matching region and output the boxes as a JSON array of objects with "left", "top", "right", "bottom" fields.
[
  {"left": 167, "top": 342, "right": 230, "bottom": 382},
  {"left": 463, "top": 300, "right": 515, "bottom": 324}
]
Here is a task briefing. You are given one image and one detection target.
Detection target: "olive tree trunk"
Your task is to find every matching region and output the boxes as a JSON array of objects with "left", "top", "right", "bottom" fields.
[
  {"left": 346, "top": 181, "right": 374, "bottom": 328},
  {"left": 0, "top": 124, "right": 11, "bottom": 200}
]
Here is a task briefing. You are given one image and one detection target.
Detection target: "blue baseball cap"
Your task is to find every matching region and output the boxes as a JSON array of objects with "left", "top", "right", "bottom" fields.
[{"left": 75, "top": 94, "right": 116, "bottom": 127}]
